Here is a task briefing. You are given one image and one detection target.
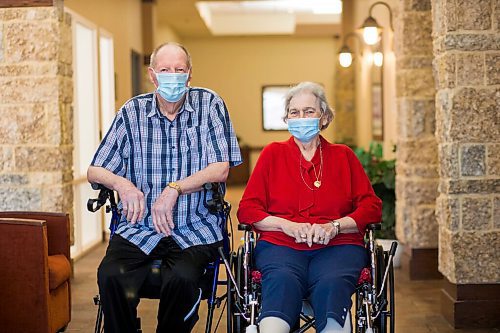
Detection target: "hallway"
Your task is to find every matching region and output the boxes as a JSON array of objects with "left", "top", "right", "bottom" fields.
[{"left": 66, "top": 186, "right": 498, "bottom": 333}]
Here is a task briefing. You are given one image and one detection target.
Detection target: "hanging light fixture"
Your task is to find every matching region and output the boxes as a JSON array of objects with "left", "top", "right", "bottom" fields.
[
  {"left": 337, "top": 32, "right": 364, "bottom": 68},
  {"left": 360, "top": 1, "right": 393, "bottom": 45},
  {"left": 338, "top": 45, "right": 353, "bottom": 68},
  {"left": 373, "top": 47, "right": 384, "bottom": 67}
]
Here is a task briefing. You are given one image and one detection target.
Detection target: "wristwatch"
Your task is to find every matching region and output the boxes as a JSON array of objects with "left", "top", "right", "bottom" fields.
[
  {"left": 167, "top": 182, "right": 182, "bottom": 195},
  {"left": 331, "top": 220, "right": 341, "bottom": 235}
]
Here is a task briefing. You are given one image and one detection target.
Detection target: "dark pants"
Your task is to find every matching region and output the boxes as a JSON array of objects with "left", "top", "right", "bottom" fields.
[
  {"left": 255, "top": 241, "right": 368, "bottom": 332},
  {"left": 97, "top": 235, "right": 221, "bottom": 333}
]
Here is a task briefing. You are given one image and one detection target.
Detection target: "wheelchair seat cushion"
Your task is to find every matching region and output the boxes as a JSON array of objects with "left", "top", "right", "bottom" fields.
[{"left": 47, "top": 254, "right": 71, "bottom": 290}]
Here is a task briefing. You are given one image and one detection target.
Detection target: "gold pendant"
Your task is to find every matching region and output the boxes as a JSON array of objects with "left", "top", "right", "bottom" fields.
[{"left": 314, "top": 180, "right": 321, "bottom": 188}]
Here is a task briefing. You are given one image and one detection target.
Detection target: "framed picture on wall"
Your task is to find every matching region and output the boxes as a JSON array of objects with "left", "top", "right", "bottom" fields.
[
  {"left": 262, "top": 85, "right": 291, "bottom": 131},
  {"left": 372, "top": 83, "right": 383, "bottom": 141}
]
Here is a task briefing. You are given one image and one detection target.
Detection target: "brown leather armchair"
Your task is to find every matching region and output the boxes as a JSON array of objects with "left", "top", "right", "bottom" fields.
[{"left": 0, "top": 212, "right": 71, "bottom": 333}]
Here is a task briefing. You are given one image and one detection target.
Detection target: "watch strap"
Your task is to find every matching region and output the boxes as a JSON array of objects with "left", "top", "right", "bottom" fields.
[
  {"left": 331, "top": 220, "right": 341, "bottom": 235},
  {"left": 168, "top": 182, "right": 182, "bottom": 195}
]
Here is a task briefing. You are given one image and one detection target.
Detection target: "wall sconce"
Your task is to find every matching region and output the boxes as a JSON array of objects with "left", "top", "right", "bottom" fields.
[
  {"left": 338, "top": 32, "right": 364, "bottom": 68},
  {"left": 360, "top": 1, "right": 393, "bottom": 45}
]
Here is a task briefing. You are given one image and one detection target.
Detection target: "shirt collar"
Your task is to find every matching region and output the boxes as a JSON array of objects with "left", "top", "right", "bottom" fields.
[
  {"left": 287, "top": 135, "right": 325, "bottom": 168},
  {"left": 147, "top": 88, "right": 195, "bottom": 118}
]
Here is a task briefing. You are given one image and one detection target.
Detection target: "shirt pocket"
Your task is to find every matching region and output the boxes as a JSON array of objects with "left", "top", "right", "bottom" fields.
[{"left": 181, "top": 127, "right": 199, "bottom": 153}]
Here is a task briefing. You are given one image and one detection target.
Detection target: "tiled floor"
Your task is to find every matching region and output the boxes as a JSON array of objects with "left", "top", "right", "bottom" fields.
[{"left": 66, "top": 186, "right": 499, "bottom": 333}]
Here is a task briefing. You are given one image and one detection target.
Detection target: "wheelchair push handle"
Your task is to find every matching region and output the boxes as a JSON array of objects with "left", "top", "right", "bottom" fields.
[{"left": 389, "top": 241, "right": 398, "bottom": 256}]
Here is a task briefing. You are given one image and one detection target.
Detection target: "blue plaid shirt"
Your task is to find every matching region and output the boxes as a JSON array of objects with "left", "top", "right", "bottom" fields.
[{"left": 91, "top": 87, "right": 242, "bottom": 254}]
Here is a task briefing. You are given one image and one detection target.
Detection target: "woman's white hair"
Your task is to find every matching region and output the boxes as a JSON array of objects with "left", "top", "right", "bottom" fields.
[{"left": 282, "top": 81, "right": 334, "bottom": 130}]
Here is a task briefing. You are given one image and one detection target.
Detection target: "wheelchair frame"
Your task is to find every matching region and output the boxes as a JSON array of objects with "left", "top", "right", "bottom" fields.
[
  {"left": 222, "top": 223, "right": 397, "bottom": 333},
  {"left": 87, "top": 182, "right": 233, "bottom": 333}
]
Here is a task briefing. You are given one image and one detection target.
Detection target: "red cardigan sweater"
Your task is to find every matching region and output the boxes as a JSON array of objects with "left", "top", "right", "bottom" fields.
[{"left": 237, "top": 136, "right": 382, "bottom": 250}]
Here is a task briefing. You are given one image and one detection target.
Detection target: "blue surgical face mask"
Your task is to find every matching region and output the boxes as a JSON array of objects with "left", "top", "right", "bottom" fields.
[
  {"left": 155, "top": 71, "right": 189, "bottom": 102},
  {"left": 287, "top": 118, "right": 321, "bottom": 143}
]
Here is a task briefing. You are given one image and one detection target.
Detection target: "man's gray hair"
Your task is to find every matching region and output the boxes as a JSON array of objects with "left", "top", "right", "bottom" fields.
[{"left": 149, "top": 42, "right": 192, "bottom": 69}]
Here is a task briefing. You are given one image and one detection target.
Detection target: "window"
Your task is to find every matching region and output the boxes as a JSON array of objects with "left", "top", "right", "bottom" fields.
[{"left": 262, "top": 85, "right": 291, "bottom": 131}]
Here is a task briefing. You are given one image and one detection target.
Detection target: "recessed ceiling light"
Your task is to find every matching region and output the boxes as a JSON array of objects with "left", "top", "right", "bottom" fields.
[{"left": 196, "top": 0, "right": 342, "bottom": 35}]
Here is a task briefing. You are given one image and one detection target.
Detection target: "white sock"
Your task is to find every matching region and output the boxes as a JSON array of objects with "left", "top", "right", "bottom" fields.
[
  {"left": 320, "top": 315, "right": 351, "bottom": 333},
  {"left": 259, "top": 316, "right": 290, "bottom": 333}
]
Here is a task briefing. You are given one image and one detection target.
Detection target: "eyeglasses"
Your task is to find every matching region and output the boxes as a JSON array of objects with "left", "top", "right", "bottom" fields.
[{"left": 287, "top": 108, "right": 321, "bottom": 119}]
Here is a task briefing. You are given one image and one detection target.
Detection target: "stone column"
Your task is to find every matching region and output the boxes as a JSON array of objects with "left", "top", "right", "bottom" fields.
[
  {"left": 0, "top": 2, "right": 73, "bottom": 217},
  {"left": 141, "top": 0, "right": 156, "bottom": 93},
  {"left": 334, "top": 60, "right": 357, "bottom": 144},
  {"left": 394, "top": 0, "right": 441, "bottom": 279},
  {"left": 432, "top": 0, "right": 499, "bottom": 328},
  {"left": 334, "top": 0, "right": 356, "bottom": 145}
]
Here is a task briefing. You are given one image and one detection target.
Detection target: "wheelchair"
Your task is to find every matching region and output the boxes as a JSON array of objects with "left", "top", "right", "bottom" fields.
[
  {"left": 222, "top": 223, "right": 397, "bottom": 333},
  {"left": 87, "top": 182, "right": 233, "bottom": 333}
]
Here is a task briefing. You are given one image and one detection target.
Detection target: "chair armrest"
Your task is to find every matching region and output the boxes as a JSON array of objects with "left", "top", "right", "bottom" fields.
[
  {"left": 0, "top": 212, "right": 70, "bottom": 259},
  {"left": 0, "top": 218, "right": 50, "bottom": 287},
  {"left": 0, "top": 218, "right": 51, "bottom": 331}
]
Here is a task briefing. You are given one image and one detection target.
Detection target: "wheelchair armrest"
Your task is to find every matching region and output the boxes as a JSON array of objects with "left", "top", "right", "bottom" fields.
[
  {"left": 238, "top": 223, "right": 252, "bottom": 231},
  {"left": 366, "top": 223, "right": 382, "bottom": 230}
]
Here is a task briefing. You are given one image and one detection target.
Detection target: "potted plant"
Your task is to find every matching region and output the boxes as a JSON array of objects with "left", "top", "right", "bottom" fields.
[
  {"left": 354, "top": 142, "right": 402, "bottom": 266},
  {"left": 354, "top": 141, "right": 395, "bottom": 239}
]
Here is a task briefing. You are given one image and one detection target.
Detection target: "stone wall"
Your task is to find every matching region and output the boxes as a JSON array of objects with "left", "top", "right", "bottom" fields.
[
  {"left": 0, "top": 5, "right": 73, "bottom": 216},
  {"left": 395, "top": 0, "right": 439, "bottom": 248},
  {"left": 432, "top": 0, "right": 499, "bottom": 284},
  {"left": 334, "top": 64, "right": 356, "bottom": 145}
]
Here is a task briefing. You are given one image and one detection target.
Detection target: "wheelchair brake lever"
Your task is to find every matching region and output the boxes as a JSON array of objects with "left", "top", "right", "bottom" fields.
[{"left": 87, "top": 198, "right": 102, "bottom": 212}]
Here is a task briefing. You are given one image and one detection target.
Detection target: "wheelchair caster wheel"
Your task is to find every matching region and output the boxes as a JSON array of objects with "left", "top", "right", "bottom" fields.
[{"left": 245, "top": 324, "right": 258, "bottom": 333}]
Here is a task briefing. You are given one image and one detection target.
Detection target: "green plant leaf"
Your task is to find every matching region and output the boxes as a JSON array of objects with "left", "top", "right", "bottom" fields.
[{"left": 354, "top": 141, "right": 397, "bottom": 239}]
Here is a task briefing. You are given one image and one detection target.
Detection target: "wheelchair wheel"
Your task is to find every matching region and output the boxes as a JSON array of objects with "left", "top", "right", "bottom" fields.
[
  {"left": 372, "top": 245, "right": 387, "bottom": 332},
  {"left": 374, "top": 243, "right": 397, "bottom": 333},
  {"left": 227, "top": 247, "right": 246, "bottom": 333},
  {"left": 355, "top": 245, "right": 387, "bottom": 333},
  {"left": 384, "top": 245, "right": 396, "bottom": 333}
]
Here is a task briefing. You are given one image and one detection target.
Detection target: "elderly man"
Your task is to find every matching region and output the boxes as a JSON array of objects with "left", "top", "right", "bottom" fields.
[{"left": 88, "top": 42, "right": 241, "bottom": 333}]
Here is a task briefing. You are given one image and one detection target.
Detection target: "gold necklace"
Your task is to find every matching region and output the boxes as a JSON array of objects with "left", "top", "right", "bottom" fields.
[{"left": 299, "top": 143, "right": 323, "bottom": 190}]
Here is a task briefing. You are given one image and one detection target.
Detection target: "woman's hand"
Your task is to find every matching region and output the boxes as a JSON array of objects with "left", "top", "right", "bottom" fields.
[
  {"left": 307, "top": 223, "right": 338, "bottom": 246},
  {"left": 281, "top": 220, "right": 312, "bottom": 244}
]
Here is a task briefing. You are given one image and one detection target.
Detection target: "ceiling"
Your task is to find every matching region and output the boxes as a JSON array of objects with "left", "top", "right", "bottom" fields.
[{"left": 155, "top": 0, "right": 343, "bottom": 38}]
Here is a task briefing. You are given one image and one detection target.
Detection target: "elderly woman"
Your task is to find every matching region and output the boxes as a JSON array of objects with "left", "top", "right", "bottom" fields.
[{"left": 237, "top": 82, "right": 382, "bottom": 333}]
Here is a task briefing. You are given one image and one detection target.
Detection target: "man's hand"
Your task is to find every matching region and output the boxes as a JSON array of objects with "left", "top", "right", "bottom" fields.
[
  {"left": 115, "top": 181, "right": 145, "bottom": 224},
  {"left": 281, "top": 221, "right": 312, "bottom": 244},
  {"left": 151, "top": 187, "right": 178, "bottom": 236}
]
